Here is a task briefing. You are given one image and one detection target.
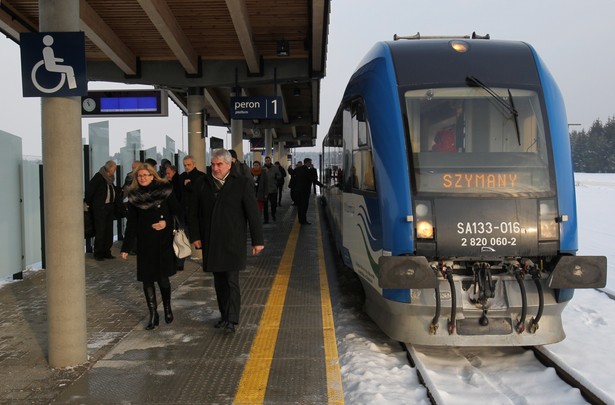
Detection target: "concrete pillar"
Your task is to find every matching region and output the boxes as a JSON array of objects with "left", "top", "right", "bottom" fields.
[
  {"left": 187, "top": 88, "right": 206, "bottom": 170},
  {"left": 231, "top": 118, "right": 243, "bottom": 157},
  {"left": 277, "top": 141, "right": 286, "bottom": 168},
  {"left": 40, "top": 0, "right": 87, "bottom": 368},
  {"left": 272, "top": 140, "right": 279, "bottom": 162},
  {"left": 264, "top": 129, "right": 272, "bottom": 159}
]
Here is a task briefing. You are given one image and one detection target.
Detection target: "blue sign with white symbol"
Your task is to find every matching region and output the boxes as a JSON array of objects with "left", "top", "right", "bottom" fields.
[
  {"left": 230, "top": 96, "right": 283, "bottom": 120},
  {"left": 20, "top": 32, "right": 87, "bottom": 97}
]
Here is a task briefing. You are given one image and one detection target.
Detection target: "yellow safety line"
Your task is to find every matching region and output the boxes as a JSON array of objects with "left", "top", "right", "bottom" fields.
[
  {"left": 234, "top": 220, "right": 300, "bottom": 404},
  {"left": 317, "top": 208, "right": 345, "bottom": 404}
]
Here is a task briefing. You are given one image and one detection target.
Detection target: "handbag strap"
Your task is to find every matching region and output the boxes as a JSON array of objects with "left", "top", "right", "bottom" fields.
[{"left": 173, "top": 215, "right": 181, "bottom": 230}]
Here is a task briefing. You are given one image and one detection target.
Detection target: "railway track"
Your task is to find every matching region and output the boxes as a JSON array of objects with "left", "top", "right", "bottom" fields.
[{"left": 403, "top": 343, "right": 611, "bottom": 405}]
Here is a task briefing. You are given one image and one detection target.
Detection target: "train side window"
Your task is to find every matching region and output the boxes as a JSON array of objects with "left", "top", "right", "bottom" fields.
[
  {"left": 356, "top": 105, "right": 368, "bottom": 147},
  {"left": 343, "top": 108, "right": 354, "bottom": 191},
  {"left": 323, "top": 113, "right": 344, "bottom": 189}
]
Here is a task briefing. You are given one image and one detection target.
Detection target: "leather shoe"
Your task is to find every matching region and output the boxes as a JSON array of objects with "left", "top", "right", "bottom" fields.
[
  {"left": 224, "top": 322, "right": 236, "bottom": 333},
  {"left": 104, "top": 254, "right": 115, "bottom": 259},
  {"left": 214, "top": 319, "right": 227, "bottom": 328}
]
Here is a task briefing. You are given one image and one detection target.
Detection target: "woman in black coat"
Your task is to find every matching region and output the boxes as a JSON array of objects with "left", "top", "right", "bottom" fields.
[{"left": 120, "top": 163, "right": 182, "bottom": 330}]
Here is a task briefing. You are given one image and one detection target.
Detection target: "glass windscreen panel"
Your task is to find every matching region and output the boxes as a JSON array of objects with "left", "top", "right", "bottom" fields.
[{"left": 406, "top": 87, "right": 552, "bottom": 196}]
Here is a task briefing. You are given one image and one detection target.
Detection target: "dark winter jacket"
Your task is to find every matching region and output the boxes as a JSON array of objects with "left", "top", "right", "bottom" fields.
[
  {"left": 293, "top": 165, "right": 323, "bottom": 194},
  {"left": 85, "top": 168, "right": 121, "bottom": 226},
  {"left": 188, "top": 172, "right": 264, "bottom": 273},
  {"left": 121, "top": 181, "right": 182, "bottom": 282},
  {"left": 179, "top": 168, "right": 205, "bottom": 217},
  {"left": 85, "top": 171, "right": 117, "bottom": 211}
]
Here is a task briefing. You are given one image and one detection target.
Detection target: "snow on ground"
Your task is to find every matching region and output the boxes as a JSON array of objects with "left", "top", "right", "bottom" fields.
[
  {"left": 1, "top": 173, "right": 614, "bottom": 404},
  {"left": 334, "top": 173, "right": 615, "bottom": 404}
]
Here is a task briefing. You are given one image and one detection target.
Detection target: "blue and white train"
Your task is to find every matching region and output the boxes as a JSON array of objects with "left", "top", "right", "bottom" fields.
[{"left": 321, "top": 34, "right": 606, "bottom": 346}]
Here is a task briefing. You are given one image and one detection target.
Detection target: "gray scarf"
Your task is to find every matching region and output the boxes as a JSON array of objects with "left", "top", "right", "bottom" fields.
[
  {"left": 98, "top": 166, "right": 115, "bottom": 203},
  {"left": 98, "top": 166, "right": 115, "bottom": 185}
]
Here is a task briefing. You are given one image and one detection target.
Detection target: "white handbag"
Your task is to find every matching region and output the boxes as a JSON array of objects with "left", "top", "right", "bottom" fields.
[{"left": 173, "top": 217, "right": 192, "bottom": 259}]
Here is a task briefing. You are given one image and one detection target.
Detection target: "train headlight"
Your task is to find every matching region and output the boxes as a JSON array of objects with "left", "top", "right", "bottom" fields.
[
  {"left": 539, "top": 199, "right": 558, "bottom": 240},
  {"left": 450, "top": 40, "right": 469, "bottom": 53},
  {"left": 415, "top": 203, "right": 429, "bottom": 217},
  {"left": 414, "top": 201, "right": 435, "bottom": 239},
  {"left": 417, "top": 220, "right": 434, "bottom": 239}
]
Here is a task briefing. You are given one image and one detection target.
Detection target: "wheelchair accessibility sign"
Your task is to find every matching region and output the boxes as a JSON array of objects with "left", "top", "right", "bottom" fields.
[{"left": 20, "top": 32, "right": 87, "bottom": 97}]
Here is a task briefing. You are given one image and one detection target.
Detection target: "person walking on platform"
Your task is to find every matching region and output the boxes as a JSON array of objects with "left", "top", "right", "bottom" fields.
[
  {"left": 120, "top": 163, "right": 182, "bottom": 330},
  {"left": 262, "top": 156, "right": 281, "bottom": 223},
  {"left": 122, "top": 160, "right": 141, "bottom": 256},
  {"left": 166, "top": 164, "right": 185, "bottom": 271},
  {"left": 251, "top": 160, "right": 266, "bottom": 214},
  {"left": 179, "top": 155, "right": 206, "bottom": 259},
  {"left": 293, "top": 158, "right": 323, "bottom": 225},
  {"left": 287, "top": 160, "right": 302, "bottom": 205},
  {"left": 189, "top": 149, "right": 264, "bottom": 333},
  {"left": 122, "top": 160, "right": 141, "bottom": 195},
  {"left": 275, "top": 161, "right": 287, "bottom": 206},
  {"left": 85, "top": 160, "right": 118, "bottom": 261},
  {"left": 229, "top": 149, "right": 253, "bottom": 186}
]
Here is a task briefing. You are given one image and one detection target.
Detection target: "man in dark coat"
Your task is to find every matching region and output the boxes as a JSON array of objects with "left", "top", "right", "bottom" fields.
[
  {"left": 274, "top": 161, "right": 287, "bottom": 205},
  {"left": 189, "top": 149, "right": 264, "bottom": 333},
  {"left": 179, "top": 155, "right": 206, "bottom": 241},
  {"left": 228, "top": 149, "right": 253, "bottom": 186},
  {"left": 293, "top": 158, "right": 323, "bottom": 225},
  {"left": 85, "top": 160, "right": 118, "bottom": 260}
]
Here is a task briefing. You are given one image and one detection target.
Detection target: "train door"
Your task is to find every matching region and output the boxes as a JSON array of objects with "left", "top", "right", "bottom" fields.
[
  {"left": 342, "top": 100, "right": 381, "bottom": 282},
  {"left": 322, "top": 114, "right": 344, "bottom": 247}
]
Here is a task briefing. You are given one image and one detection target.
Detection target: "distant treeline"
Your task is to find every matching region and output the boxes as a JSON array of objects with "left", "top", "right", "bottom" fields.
[{"left": 570, "top": 118, "right": 615, "bottom": 173}]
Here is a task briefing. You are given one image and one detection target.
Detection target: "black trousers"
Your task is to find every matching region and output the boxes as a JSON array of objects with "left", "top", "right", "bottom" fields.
[
  {"left": 277, "top": 184, "right": 284, "bottom": 204},
  {"left": 213, "top": 270, "right": 241, "bottom": 324},
  {"left": 263, "top": 193, "right": 277, "bottom": 222},
  {"left": 297, "top": 191, "right": 310, "bottom": 223},
  {"left": 93, "top": 203, "right": 114, "bottom": 258}
]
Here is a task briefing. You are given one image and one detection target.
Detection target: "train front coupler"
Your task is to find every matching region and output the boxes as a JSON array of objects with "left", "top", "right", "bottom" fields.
[{"left": 470, "top": 262, "right": 496, "bottom": 326}]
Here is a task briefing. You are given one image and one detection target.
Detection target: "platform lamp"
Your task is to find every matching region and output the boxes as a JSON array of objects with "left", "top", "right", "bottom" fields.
[{"left": 277, "top": 40, "right": 289, "bottom": 56}]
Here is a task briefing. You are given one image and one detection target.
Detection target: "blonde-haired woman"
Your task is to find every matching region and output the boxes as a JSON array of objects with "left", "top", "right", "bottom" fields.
[{"left": 121, "top": 163, "right": 182, "bottom": 330}]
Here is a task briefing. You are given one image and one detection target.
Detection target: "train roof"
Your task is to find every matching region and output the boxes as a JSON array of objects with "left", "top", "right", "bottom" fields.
[{"left": 359, "top": 38, "right": 542, "bottom": 88}]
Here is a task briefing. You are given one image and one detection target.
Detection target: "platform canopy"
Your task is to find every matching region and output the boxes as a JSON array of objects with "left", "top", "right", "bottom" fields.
[{"left": 0, "top": 0, "right": 331, "bottom": 147}]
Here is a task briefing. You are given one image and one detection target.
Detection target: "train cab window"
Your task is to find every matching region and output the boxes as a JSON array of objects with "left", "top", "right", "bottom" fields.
[
  {"left": 352, "top": 150, "right": 376, "bottom": 191},
  {"left": 405, "top": 87, "right": 553, "bottom": 196}
]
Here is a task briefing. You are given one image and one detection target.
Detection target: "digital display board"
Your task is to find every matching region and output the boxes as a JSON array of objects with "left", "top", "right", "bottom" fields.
[
  {"left": 100, "top": 96, "right": 158, "bottom": 112},
  {"left": 81, "top": 90, "right": 168, "bottom": 117}
]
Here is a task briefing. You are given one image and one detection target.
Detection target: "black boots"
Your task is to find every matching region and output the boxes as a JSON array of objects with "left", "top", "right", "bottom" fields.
[
  {"left": 160, "top": 284, "right": 174, "bottom": 324},
  {"left": 143, "top": 282, "right": 173, "bottom": 329},
  {"left": 143, "top": 283, "right": 159, "bottom": 330}
]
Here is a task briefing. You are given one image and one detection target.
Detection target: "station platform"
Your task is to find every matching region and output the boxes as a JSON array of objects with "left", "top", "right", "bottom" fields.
[{"left": 0, "top": 195, "right": 345, "bottom": 404}]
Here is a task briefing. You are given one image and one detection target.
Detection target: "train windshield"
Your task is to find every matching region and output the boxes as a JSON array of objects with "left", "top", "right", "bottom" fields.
[{"left": 405, "top": 87, "right": 553, "bottom": 196}]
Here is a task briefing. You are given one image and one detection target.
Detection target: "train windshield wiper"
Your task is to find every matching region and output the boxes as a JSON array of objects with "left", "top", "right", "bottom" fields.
[{"left": 466, "top": 76, "right": 521, "bottom": 145}]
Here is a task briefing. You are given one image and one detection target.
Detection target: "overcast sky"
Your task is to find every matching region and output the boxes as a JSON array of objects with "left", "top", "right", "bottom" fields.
[{"left": 1, "top": 0, "right": 614, "bottom": 157}]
